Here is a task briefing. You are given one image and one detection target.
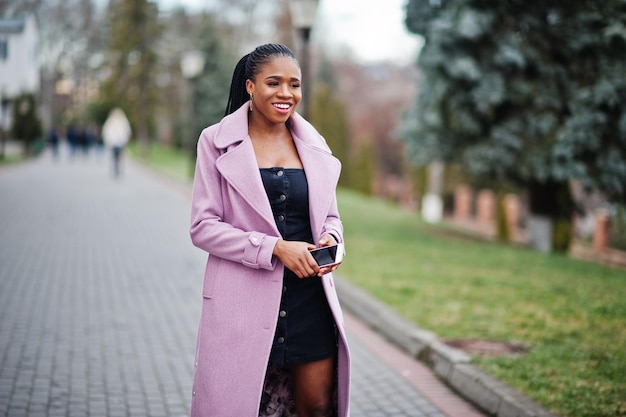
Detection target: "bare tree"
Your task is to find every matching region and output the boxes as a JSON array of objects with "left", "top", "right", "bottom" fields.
[
  {"left": 0, "top": 0, "right": 42, "bottom": 17},
  {"left": 210, "top": 0, "right": 291, "bottom": 53},
  {"left": 2, "top": 0, "right": 105, "bottom": 127}
]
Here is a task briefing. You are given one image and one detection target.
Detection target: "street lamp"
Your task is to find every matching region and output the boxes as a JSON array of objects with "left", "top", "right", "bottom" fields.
[
  {"left": 180, "top": 50, "right": 206, "bottom": 178},
  {"left": 289, "top": 0, "right": 319, "bottom": 120}
]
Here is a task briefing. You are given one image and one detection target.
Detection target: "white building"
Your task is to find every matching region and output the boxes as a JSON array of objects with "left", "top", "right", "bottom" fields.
[{"left": 0, "top": 14, "right": 40, "bottom": 131}]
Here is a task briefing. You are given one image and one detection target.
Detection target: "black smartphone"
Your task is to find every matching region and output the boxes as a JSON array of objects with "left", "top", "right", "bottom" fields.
[{"left": 309, "top": 244, "right": 344, "bottom": 267}]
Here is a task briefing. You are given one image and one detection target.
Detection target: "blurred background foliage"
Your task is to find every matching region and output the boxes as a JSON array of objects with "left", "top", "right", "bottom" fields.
[
  {"left": 2, "top": 0, "right": 625, "bottom": 253},
  {"left": 401, "top": 0, "right": 626, "bottom": 250}
]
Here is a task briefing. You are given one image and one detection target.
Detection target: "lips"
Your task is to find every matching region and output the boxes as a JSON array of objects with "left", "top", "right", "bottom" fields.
[{"left": 273, "top": 103, "right": 292, "bottom": 113}]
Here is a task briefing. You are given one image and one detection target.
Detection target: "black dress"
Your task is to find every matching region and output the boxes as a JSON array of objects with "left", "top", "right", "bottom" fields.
[{"left": 260, "top": 167, "right": 337, "bottom": 368}]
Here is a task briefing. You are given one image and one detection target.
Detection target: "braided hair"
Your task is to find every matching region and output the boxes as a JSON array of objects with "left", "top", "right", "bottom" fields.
[{"left": 224, "top": 44, "right": 299, "bottom": 116}]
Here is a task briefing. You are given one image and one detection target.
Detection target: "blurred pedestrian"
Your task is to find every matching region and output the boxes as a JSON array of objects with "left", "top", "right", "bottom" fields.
[
  {"left": 85, "top": 123, "right": 99, "bottom": 156},
  {"left": 66, "top": 123, "right": 79, "bottom": 158},
  {"left": 189, "top": 43, "right": 351, "bottom": 417},
  {"left": 46, "top": 127, "right": 59, "bottom": 159},
  {"left": 101, "top": 108, "right": 131, "bottom": 178}
]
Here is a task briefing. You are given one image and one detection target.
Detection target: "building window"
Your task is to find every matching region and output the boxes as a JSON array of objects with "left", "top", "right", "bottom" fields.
[{"left": 0, "top": 40, "right": 8, "bottom": 61}]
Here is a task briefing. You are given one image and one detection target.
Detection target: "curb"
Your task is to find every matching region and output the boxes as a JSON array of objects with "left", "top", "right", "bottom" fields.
[{"left": 335, "top": 277, "right": 559, "bottom": 417}]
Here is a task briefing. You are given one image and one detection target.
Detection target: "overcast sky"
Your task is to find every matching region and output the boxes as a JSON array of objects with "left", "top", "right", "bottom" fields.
[
  {"left": 156, "top": 0, "right": 423, "bottom": 65},
  {"left": 316, "top": 0, "right": 423, "bottom": 65}
]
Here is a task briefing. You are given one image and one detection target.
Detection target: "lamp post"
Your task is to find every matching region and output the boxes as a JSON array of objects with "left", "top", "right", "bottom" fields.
[
  {"left": 289, "top": 0, "right": 319, "bottom": 121},
  {"left": 180, "top": 50, "right": 206, "bottom": 178},
  {"left": 0, "top": 90, "right": 6, "bottom": 160}
]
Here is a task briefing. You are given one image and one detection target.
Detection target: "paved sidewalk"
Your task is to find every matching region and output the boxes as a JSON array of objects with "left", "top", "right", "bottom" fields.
[{"left": 0, "top": 151, "right": 484, "bottom": 417}]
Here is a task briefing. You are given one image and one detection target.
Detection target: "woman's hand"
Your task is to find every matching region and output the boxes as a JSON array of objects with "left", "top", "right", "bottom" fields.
[
  {"left": 273, "top": 234, "right": 342, "bottom": 278},
  {"left": 318, "top": 233, "right": 337, "bottom": 247},
  {"left": 273, "top": 240, "right": 319, "bottom": 278},
  {"left": 316, "top": 234, "right": 341, "bottom": 277}
]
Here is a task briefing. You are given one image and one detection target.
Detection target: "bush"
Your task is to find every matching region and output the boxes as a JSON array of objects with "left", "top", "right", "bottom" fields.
[
  {"left": 10, "top": 93, "right": 42, "bottom": 155},
  {"left": 552, "top": 218, "right": 572, "bottom": 253}
]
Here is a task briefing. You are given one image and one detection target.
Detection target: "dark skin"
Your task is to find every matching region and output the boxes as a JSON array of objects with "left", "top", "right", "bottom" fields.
[
  {"left": 291, "top": 358, "right": 335, "bottom": 417},
  {"left": 246, "top": 56, "right": 340, "bottom": 417}
]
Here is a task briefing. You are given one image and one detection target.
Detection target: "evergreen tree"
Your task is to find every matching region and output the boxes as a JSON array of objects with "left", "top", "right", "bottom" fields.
[
  {"left": 101, "top": 0, "right": 163, "bottom": 153},
  {"left": 194, "top": 15, "right": 235, "bottom": 133},
  {"left": 402, "top": 0, "right": 626, "bottom": 249},
  {"left": 351, "top": 142, "right": 375, "bottom": 196},
  {"left": 185, "top": 13, "right": 235, "bottom": 175},
  {"left": 311, "top": 83, "right": 351, "bottom": 187},
  {"left": 10, "top": 93, "right": 43, "bottom": 155}
]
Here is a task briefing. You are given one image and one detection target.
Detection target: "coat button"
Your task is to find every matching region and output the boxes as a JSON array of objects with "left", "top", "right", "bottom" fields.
[
  {"left": 278, "top": 337, "right": 285, "bottom": 343},
  {"left": 278, "top": 215, "right": 285, "bottom": 221},
  {"left": 279, "top": 194, "right": 286, "bottom": 201},
  {"left": 279, "top": 310, "right": 286, "bottom": 317}
]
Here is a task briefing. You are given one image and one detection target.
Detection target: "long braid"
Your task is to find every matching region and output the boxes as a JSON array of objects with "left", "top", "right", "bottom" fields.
[
  {"left": 224, "top": 53, "right": 251, "bottom": 116},
  {"left": 224, "top": 44, "right": 299, "bottom": 116}
]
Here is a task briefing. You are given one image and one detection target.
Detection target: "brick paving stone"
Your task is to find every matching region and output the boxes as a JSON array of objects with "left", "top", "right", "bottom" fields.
[{"left": 0, "top": 151, "right": 486, "bottom": 417}]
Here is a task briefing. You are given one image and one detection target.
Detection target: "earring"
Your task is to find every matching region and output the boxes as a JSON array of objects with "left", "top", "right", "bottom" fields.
[{"left": 249, "top": 94, "right": 253, "bottom": 112}]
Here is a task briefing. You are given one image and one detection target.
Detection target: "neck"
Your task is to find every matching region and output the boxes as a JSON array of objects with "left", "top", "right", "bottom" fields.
[{"left": 248, "top": 113, "right": 290, "bottom": 140}]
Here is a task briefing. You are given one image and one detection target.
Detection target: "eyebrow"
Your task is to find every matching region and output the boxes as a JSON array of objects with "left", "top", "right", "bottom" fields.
[{"left": 264, "top": 75, "right": 301, "bottom": 82}]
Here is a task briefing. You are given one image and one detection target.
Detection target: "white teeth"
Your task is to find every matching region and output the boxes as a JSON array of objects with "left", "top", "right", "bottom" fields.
[{"left": 274, "top": 104, "right": 290, "bottom": 109}]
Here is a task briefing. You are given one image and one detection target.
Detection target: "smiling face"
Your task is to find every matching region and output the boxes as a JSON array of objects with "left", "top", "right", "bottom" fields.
[{"left": 246, "top": 56, "right": 302, "bottom": 126}]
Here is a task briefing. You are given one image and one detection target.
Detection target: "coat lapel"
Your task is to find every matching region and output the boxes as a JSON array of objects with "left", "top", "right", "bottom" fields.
[
  {"left": 216, "top": 140, "right": 277, "bottom": 232},
  {"left": 291, "top": 114, "right": 342, "bottom": 241},
  {"left": 213, "top": 104, "right": 278, "bottom": 233}
]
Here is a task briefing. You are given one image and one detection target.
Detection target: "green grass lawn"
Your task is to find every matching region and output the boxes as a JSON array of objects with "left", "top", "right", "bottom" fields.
[
  {"left": 131, "top": 143, "right": 626, "bottom": 417},
  {"left": 337, "top": 189, "right": 626, "bottom": 417},
  {"left": 127, "top": 142, "right": 193, "bottom": 183},
  {"left": 0, "top": 154, "right": 26, "bottom": 166}
]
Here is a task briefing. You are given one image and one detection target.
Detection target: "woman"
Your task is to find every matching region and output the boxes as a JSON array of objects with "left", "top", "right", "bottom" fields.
[{"left": 190, "top": 44, "right": 351, "bottom": 417}]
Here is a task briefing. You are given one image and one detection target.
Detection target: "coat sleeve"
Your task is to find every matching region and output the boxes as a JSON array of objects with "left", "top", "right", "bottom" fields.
[
  {"left": 190, "top": 127, "right": 280, "bottom": 270},
  {"left": 321, "top": 194, "right": 344, "bottom": 245}
]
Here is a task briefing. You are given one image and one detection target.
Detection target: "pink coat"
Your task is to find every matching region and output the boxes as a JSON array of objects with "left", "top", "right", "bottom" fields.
[{"left": 190, "top": 103, "right": 351, "bottom": 417}]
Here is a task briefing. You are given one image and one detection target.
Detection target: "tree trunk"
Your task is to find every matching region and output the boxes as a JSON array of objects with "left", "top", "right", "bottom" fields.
[
  {"left": 528, "top": 180, "right": 573, "bottom": 252},
  {"left": 136, "top": 108, "right": 150, "bottom": 158},
  {"left": 421, "top": 160, "right": 444, "bottom": 223},
  {"left": 496, "top": 192, "right": 510, "bottom": 242}
]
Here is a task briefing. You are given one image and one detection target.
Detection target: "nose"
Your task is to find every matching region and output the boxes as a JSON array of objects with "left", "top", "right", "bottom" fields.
[{"left": 278, "top": 82, "right": 292, "bottom": 98}]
